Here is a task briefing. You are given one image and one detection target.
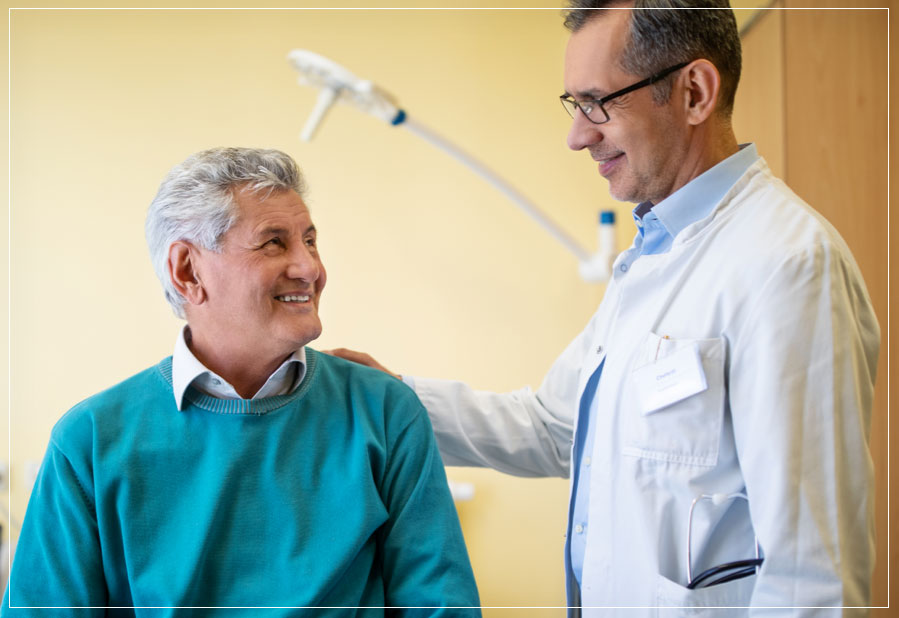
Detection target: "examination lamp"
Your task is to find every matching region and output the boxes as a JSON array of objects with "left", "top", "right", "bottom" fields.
[{"left": 288, "top": 50, "right": 617, "bottom": 283}]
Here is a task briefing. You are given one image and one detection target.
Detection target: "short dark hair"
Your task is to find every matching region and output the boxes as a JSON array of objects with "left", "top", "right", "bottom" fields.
[{"left": 563, "top": 0, "right": 742, "bottom": 116}]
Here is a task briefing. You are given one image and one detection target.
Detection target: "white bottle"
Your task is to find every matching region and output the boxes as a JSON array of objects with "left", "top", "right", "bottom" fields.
[{"left": 579, "top": 210, "right": 617, "bottom": 282}]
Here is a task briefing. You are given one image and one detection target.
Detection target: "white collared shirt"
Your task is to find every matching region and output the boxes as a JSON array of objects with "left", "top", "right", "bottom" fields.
[{"left": 171, "top": 326, "right": 307, "bottom": 410}]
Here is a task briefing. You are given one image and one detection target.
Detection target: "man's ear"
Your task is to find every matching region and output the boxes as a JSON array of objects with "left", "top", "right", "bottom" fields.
[
  {"left": 168, "top": 241, "right": 207, "bottom": 306},
  {"left": 681, "top": 59, "right": 721, "bottom": 126}
]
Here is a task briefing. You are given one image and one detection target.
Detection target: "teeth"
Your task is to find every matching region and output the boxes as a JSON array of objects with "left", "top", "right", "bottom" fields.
[{"left": 277, "top": 295, "right": 310, "bottom": 302}]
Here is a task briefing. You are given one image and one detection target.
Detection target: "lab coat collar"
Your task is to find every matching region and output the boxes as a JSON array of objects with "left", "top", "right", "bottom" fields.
[{"left": 634, "top": 143, "right": 759, "bottom": 241}]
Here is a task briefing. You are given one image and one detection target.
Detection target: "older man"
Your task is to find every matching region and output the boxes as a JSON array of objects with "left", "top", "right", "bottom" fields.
[
  {"left": 3, "top": 147, "right": 480, "bottom": 616},
  {"left": 333, "top": 1, "right": 880, "bottom": 615}
]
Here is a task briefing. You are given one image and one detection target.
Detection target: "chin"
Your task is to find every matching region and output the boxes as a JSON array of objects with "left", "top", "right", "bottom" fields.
[
  {"left": 607, "top": 180, "right": 633, "bottom": 203},
  {"left": 612, "top": 184, "right": 651, "bottom": 205},
  {"left": 274, "top": 319, "right": 323, "bottom": 352},
  {"left": 295, "top": 323, "right": 323, "bottom": 348},
  {"left": 610, "top": 188, "right": 639, "bottom": 204}
]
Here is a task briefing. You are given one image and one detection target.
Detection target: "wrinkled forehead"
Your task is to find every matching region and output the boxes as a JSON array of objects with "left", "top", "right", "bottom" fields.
[
  {"left": 564, "top": 9, "right": 632, "bottom": 97},
  {"left": 231, "top": 187, "right": 312, "bottom": 228}
]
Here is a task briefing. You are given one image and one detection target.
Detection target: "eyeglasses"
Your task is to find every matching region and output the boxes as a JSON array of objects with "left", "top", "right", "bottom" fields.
[{"left": 560, "top": 61, "right": 690, "bottom": 125}]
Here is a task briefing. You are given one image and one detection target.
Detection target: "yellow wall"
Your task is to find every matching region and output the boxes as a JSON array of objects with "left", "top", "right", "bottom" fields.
[{"left": 4, "top": 2, "right": 886, "bottom": 615}]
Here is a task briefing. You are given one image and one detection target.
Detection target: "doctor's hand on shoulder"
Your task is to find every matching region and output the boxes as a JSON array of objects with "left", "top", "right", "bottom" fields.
[{"left": 323, "top": 348, "right": 402, "bottom": 381}]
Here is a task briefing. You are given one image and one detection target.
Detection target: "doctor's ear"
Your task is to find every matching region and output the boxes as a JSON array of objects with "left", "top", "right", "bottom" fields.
[
  {"left": 168, "top": 241, "right": 207, "bottom": 306},
  {"left": 680, "top": 59, "right": 721, "bottom": 126}
]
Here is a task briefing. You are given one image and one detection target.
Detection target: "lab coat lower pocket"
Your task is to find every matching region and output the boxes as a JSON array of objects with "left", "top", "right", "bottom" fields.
[
  {"left": 655, "top": 571, "right": 753, "bottom": 616},
  {"left": 622, "top": 334, "right": 726, "bottom": 467}
]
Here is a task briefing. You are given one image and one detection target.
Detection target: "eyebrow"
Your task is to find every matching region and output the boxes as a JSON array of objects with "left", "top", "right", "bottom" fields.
[
  {"left": 255, "top": 224, "right": 317, "bottom": 238},
  {"left": 568, "top": 88, "right": 610, "bottom": 100}
]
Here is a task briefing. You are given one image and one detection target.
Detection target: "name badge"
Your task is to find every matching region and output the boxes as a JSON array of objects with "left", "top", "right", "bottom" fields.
[{"left": 633, "top": 342, "right": 708, "bottom": 415}]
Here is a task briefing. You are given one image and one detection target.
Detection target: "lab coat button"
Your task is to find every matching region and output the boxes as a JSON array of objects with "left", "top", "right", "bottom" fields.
[
  {"left": 584, "top": 456, "right": 592, "bottom": 467},
  {"left": 575, "top": 524, "right": 584, "bottom": 534},
  {"left": 620, "top": 263, "right": 629, "bottom": 273},
  {"left": 596, "top": 345, "right": 603, "bottom": 355},
  {"left": 212, "top": 378, "right": 222, "bottom": 385}
]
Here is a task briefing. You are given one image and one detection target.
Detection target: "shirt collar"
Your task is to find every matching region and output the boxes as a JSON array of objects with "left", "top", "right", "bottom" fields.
[
  {"left": 171, "top": 326, "right": 306, "bottom": 410},
  {"left": 634, "top": 143, "right": 759, "bottom": 239}
]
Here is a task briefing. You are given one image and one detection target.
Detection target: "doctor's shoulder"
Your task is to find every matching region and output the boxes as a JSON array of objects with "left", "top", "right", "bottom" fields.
[{"left": 717, "top": 173, "right": 860, "bottom": 281}]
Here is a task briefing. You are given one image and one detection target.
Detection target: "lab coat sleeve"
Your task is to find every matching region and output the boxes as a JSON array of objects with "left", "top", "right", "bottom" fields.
[
  {"left": 377, "top": 392, "right": 482, "bottom": 616},
  {"left": 729, "top": 241, "right": 879, "bottom": 615},
  {"left": 1, "top": 438, "right": 107, "bottom": 617},
  {"left": 409, "top": 313, "right": 600, "bottom": 478}
]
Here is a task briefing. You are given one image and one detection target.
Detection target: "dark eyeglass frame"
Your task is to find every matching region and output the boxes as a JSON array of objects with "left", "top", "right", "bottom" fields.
[{"left": 560, "top": 61, "right": 691, "bottom": 125}]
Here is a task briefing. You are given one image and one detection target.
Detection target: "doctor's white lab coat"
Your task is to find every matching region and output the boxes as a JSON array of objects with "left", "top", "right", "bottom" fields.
[{"left": 410, "top": 158, "right": 880, "bottom": 616}]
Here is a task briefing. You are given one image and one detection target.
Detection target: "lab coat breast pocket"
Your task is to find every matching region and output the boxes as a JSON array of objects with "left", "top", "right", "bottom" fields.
[{"left": 622, "top": 334, "right": 726, "bottom": 467}]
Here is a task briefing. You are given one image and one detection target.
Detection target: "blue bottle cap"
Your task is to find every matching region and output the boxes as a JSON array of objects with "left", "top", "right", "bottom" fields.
[
  {"left": 391, "top": 109, "right": 407, "bottom": 126},
  {"left": 600, "top": 210, "right": 615, "bottom": 224}
]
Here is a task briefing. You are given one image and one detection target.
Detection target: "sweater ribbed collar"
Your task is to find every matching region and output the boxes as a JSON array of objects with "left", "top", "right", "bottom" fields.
[{"left": 157, "top": 349, "right": 319, "bottom": 416}]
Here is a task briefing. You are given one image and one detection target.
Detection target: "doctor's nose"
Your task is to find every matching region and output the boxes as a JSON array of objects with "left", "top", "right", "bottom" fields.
[{"left": 567, "top": 110, "right": 603, "bottom": 152}]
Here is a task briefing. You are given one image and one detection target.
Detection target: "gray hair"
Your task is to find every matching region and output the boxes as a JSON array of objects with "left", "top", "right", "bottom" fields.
[
  {"left": 563, "top": 0, "right": 741, "bottom": 116},
  {"left": 145, "top": 147, "right": 306, "bottom": 318}
]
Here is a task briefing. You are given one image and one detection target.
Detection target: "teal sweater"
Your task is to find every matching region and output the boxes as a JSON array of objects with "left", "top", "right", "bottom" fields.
[{"left": 2, "top": 350, "right": 480, "bottom": 616}]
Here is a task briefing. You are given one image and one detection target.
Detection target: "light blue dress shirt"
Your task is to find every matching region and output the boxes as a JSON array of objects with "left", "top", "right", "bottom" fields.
[{"left": 569, "top": 144, "right": 760, "bottom": 586}]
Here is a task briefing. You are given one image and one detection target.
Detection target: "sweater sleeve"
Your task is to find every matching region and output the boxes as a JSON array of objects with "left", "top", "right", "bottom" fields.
[
  {"left": 376, "top": 391, "right": 482, "bottom": 617},
  {"left": 2, "top": 437, "right": 107, "bottom": 617}
]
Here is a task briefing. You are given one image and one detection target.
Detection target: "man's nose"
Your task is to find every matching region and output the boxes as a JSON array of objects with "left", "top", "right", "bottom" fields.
[
  {"left": 286, "top": 244, "right": 321, "bottom": 282},
  {"left": 566, "top": 110, "right": 602, "bottom": 151}
]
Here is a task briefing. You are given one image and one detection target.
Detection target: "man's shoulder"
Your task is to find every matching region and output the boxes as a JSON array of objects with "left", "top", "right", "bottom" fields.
[
  {"left": 720, "top": 162, "right": 853, "bottom": 261},
  {"left": 52, "top": 359, "right": 172, "bottom": 446},
  {"left": 310, "top": 349, "right": 414, "bottom": 394},
  {"left": 307, "top": 349, "right": 426, "bottom": 424},
  {"left": 733, "top": 163, "right": 828, "bottom": 229}
]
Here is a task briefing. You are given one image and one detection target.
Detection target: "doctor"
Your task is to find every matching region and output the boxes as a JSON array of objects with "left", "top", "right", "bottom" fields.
[{"left": 333, "top": 0, "right": 879, "bottom": 614}]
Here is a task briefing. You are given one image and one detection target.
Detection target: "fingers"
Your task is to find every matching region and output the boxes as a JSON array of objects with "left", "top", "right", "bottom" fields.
[
  {"left": 323, "top": 347, "right": 370, "bottom": 364},
  {"left": 320, "top": 348, "right": 401, "bottom": 381}
]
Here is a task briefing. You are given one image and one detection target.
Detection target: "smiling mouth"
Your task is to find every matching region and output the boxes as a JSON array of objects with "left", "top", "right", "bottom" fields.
[
  {"left": 595, "top": 152, "right": 623, "bottom": 164},
  {"left": 596, "top": 152, "right": 624, "bottom": 176},
  {"left": 275, "top": 294, "right": 311, "bottom": 303}
]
